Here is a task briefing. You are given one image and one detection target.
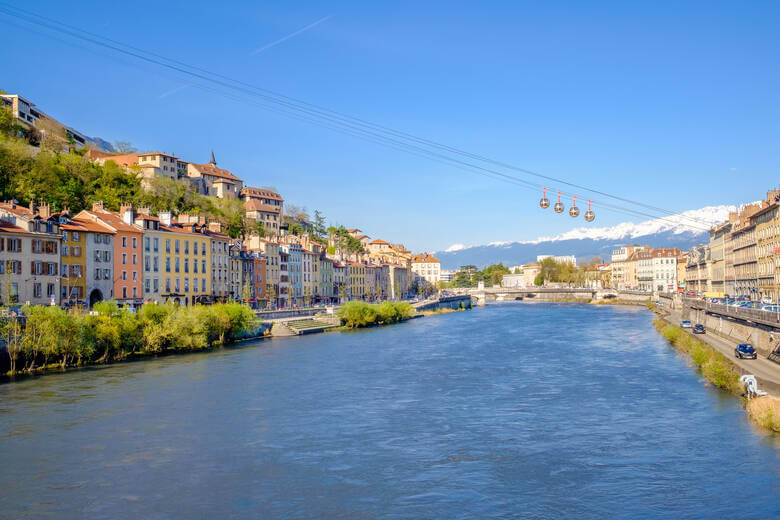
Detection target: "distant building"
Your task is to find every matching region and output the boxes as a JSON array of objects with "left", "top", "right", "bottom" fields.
[
  {"left": 501, "top": 273, "right": 524, "bottom": 288},
  {"left": 187, "top": 152, "right": 244, "bottom": 199},
  {"left": 1, "top": 93, "right": 113, "bottom": 151},
  {"left": 411, "top": 253, "right": 441, "bottom": 286},
  {"left": 241, "top": 187, "right": 284, "bottom": 236},
  {"left": 537, "top": 255, "right": 576, "bottom": 265},
  {"left": 440, "top": 269, "right": 456, "bottom": 283}
]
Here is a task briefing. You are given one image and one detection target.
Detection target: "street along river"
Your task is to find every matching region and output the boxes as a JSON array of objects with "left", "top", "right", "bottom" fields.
[{"left": 1, "top": 303, "right": 778, "bottom": 519}]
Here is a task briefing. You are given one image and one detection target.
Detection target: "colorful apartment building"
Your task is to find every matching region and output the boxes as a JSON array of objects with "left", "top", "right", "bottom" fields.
[
  {"left": 77, "top": 202, "right": 144, "bottom": 308},
  {"left": 0, "top": 202, "right": 63, "bottom": 306}
]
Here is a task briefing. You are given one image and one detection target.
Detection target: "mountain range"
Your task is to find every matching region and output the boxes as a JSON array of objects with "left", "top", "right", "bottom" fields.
[{"left": 435, "top": 205, "right": 735, "bottom": 270}]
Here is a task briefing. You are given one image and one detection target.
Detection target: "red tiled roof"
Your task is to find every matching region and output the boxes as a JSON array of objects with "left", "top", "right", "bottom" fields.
[
  {"left": 412, "top": 253, "right": 440, "bottom": 263},
  {"left": 241, "top": 186, "right": 283, "bottom": 202},
  {"left": 80, "top": 209, "right": 142, "bottom": 234},
  {"left": 370, "top": 239, "right": 390, "bottom": 245},
  {"left": 245, "top": 199, "right": 281, "bottom": 213},
  {"left": 190, "top": 162, "right": 242, "bottom": 182},
  {"left": 0, "top": 220, "right": 28, "bottom": 234}
]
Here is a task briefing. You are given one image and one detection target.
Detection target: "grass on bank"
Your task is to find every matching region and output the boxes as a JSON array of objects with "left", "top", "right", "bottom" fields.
[
  {"left": 746, "top": 396, "right": 780, "bottom": 433},
  {"left": 653, "top": 318, "right": 742, "bottom": 395},
  {"left": 1, "top": 301, "right": 261, "bottom": 375},
  {"left": 337, "top": 301, "right": 415, "bottom": 329}
]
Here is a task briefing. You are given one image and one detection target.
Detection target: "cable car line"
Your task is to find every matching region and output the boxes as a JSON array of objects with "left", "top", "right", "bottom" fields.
[{"left": 0, "top": 4, "right": 717, "bottom": 230}]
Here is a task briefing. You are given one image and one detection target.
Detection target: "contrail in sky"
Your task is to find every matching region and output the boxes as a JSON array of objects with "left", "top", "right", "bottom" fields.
[
  {"left": 250, "top": 15, "right": 331, "bottom": 55},
  {"left": 159, "top": 15, "right": 330, "bottom": 100},
  {"left": 158, "top": 84, "right": 190, "bottom": 99}
]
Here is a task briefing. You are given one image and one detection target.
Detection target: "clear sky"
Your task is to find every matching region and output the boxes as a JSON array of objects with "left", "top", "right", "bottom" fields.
[{"left": 2, "top": 1, "right": 779, "bottom": 252}]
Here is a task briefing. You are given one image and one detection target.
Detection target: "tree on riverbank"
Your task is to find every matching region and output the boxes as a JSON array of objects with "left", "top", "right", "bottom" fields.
[
  {"left": 337, "top": 301, "right": 415, "bottom": 329},
  {"left": 0, "top": 301, "right": 260, "bottom": 375}
]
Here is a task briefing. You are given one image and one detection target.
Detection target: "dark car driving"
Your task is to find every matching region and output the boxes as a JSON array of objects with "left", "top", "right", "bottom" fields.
[
  {"left": 735, "top": 344, "right": 757, "bottom": 360},
  {"left": 692, "top": 324, "right": 705, "bottom": 334}
]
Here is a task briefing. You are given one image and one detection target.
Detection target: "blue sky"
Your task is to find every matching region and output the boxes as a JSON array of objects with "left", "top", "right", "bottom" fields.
[{"left": 2, "top": 1, "right": 779, "bottom": 252}]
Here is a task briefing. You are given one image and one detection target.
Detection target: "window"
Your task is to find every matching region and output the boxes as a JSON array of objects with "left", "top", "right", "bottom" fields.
[
  {"left": 132, "top": 271, "right": 137, "bottom": 281},
  {"left": 165, "top": 239, "right": 171, "bottom": 253},
  {"left": 184, "top": 259, "right": 189, "bottom": 273},
  {"left": 122, "top": 287, "right": 127, "bottom": 299},
  {"left": 95, "top": 268, "right": 101, "bottom": 280},
  {"left": 104, "top": 268, "right": 110, "bottom": 280},
  {"left": 122, "top": 253, "right": 127, "bottom": 265},
  {"left": 33, "top": 283, "right": 41, "bottom": 298},
  {"left": 63, "top": 245, "right": 69, "bottom": 256},
  {"left": 175, "top": 278, "right": 180, "bottom": 292},
  {"left": 153, "top": 238, "right": 159, "bottom": 252},
  {"left": 122, "top": 236, "right": 127, "bottom": 247},
  {"left": 175, "top": 258, "right": 180, "bottom": 273},
  {"left": 165, "top": 278, "right": 171, "bottom": 292},
  {"left": 122, "top": 271, "right": 127, "bottom": 281},
  {"left": 145, "top": 279, "right": 150, "bottom": 292},
  {"left": 145, "top": 256, "right": 150, "bottom": 272},
  {"left": 154, "top": 257, "right": 159, "bottom": 272},
  {"left": 73, "top": 232, "right": 79, "bottom": 241},
  {"left": 133, "top": 287, "right": 137, "bottom": 298},
  {"left": 132, "top": 237, "right": 137, "bottom": 248},
  {"left": 184, "top": 278, "right": 189, "bottom": 292},
  {"left": 132, "top": 254, "right": 137, "bottom": 265},
  {"left": 193, "top": 242, "right": 198, "bottom": 255},
  {"left": 202, "top": 259, "right": 206, "bottom": 274},
  {"left": 193, "top": 278, "right": 198, "bottom": 293},
  {"left": 63, "top": 231, "right": 69, "bottom": 241},
  {"left": 73, "top": 246, "right": 81, "bottom": 257},
  {"left": 175, "top": 240, "right": 180, "bottom": 254},
  {"left": 184, "top": 241, "right": 189, "bottom": 255},
  {"left": 202, "top": 278, "right": 206, "bottom": 292},
  {"left": 145, "top": 237, "right": 150, "bottom": 252},
  {"left": 103, "top": 251, "right": 111, "bottom": 262},
  {"left": 153, "top": 278, "right": 159, "bottom": 292},
  {"left": 194, "top": 260, "right": 198, "bottom": 274}
]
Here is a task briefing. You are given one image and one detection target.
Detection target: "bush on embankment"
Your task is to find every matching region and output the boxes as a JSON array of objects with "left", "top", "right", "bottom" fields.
[
  {"left": 746, "top": 396, "right": 780, "bottom": 433},
  {"left": 0, "top": 301, "right": 260, "bottom": 374},
  {"left": 337, "top": 301, "right": 415, "bottom": 329},
  {"left": 653, "top": 318, "right": 742, "bottom": 395}
]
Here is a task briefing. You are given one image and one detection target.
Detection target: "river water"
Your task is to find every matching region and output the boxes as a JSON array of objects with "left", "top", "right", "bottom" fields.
[{"left": 0, "top": 303, "right": 778, "bottom": 519}]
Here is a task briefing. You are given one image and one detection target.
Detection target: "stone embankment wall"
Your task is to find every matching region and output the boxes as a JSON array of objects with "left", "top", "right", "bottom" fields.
[
  {"left": 616, "top": 291, "right": 653, "bottom": 303},
  {"left": 415, "top": 295, "right": 472, "bottom": 311}
]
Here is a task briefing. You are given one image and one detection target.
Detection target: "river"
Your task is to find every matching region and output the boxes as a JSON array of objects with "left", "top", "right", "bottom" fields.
[{"left": 0, "top": 303, "right": 778, "bottom": 519}]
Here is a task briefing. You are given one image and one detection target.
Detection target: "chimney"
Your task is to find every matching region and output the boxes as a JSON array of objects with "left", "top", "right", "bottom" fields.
[
  {"left": 208, "top": 221, "right": 223, "bottom": 233},
  {"left": 137, "top": 207, "right": 151, "bottom": 216},
  {"left": 92, "top": 200, "right": 104, "bottom": 212},
  {"left": 38, "top": 201, "right": 51, "bottom": 219},
  {"left": 61, "top": 206, "right": 71, "bottom": 218},
  {"left": 120, "top": 204, "right": 134, "bottom": 225},
  {"left": 159, "top": 211, "right": 172, "bottom": 227}
]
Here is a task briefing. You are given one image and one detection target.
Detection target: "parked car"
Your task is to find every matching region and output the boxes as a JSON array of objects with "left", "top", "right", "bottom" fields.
[
  {"left": 734, "top": 344, "right": 757, "bottom": 359},
  {"left": 681, "top": 320, "right": 692, "bottom": 328},
  {"left": 692, "top": 324, "right": 705, "bottom": 334}
]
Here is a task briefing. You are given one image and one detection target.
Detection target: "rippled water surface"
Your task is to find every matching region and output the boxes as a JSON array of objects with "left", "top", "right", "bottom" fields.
[{"left": 1, "top": 303, "right": 778, "bottom": 519}]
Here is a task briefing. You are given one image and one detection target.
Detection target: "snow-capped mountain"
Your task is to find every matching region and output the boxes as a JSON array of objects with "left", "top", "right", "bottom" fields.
[{"left": 436, "top": 205, "right": 736, "bottom": 270}]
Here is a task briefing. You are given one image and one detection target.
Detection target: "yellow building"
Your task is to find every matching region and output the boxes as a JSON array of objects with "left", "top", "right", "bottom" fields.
[
  {"left": 752, "top": 202, "right": 780, "bottom": 301},
  {"left": 59, "top": 219, "right": 87, "bottom": 305},
  {"left": 162, "top": 224, "right": 212, "bottom": 305},
  {"left": 347, "top": 261, "right": 365, "bottom": 300},
  {"left": 136, "top": 212, "right": 212, "bottom": 305}
]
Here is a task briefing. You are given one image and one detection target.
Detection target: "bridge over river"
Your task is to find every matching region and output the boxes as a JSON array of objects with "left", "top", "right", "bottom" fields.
[{"left": 452, "top": 287, "right": 652, "bottom": 306}]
